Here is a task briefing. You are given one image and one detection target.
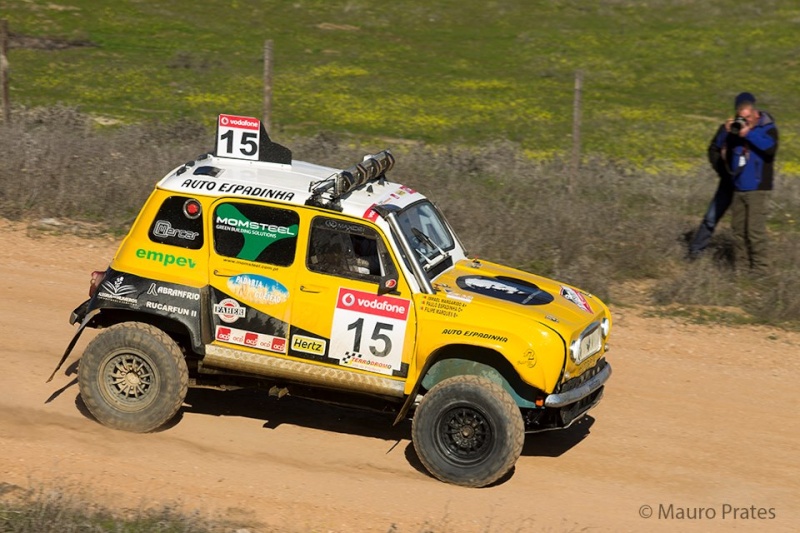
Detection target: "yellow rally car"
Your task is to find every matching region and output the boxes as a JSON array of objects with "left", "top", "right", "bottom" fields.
[{"left": 53, "top": 114, "right": 611, "bottom": 487}]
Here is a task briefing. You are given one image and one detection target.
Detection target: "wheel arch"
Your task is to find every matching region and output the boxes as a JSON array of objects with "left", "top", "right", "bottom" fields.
[
  {"left": 393, "top": 343, "right": 541, "bottom": 425},
  {"left": 420, "top": 344, "right": 541, "bottom": 409},
  {"left": 87, "top": 307, "right": 205, "bottom": 356}
]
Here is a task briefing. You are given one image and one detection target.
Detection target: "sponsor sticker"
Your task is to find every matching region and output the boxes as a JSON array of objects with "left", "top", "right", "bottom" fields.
[
  {"left": 146, "top": 283, "right": 201, "bottom": 300},
  {"left": 560, "top": 286, "right": 593, "bottom": 314},
  {"left": 336, "top": 288, "right": 409, "bottom": 320},
  {"left": 340, "top": 352, "right": 393, "bottom": 373},
  {"left": 361, "top": 185, "right": 422, "bottom": 221},
  {"left": 227, "top": 274, "right": 289, "bottom": 305},
  {"left": 135, "top": 248, "right": 197, "bottom": 269},
  {"left": 213, "top": 298, "right": 246, "bottom": 323},
  {"left": 214, "top": 204, "right": 298, "bottom": 261},
  {"left": 144, "top": 300, "right": 196, "bottom": 317},
  {"left": 456, "top": 275, "right": 554, "bottom": 306},
  {"left": 219, "top": 114, "right": 259, "bottom": 131},
  {"left": 419, "top": 294, "right": 468, "bottom": 318},
  {"left": 329, "top": 288, "right": 410, "bottom": 376},
  {"left": 291, "top": 334, "right": 327, "bottom": 356},
  {"left": 217, "top": 114, "right": 261, "bottom": 161},
  {"left": 97, "top": 276, "right": 139, "bottom": 306},
  {"left": 179, "top": 179, "right": 296, "bottom": 202},
  {"left": 214, "top": 325, "right": 287, "bottom": 353},
  {"left": 152, "top": 220, "right": 199, "bottom": 241}
]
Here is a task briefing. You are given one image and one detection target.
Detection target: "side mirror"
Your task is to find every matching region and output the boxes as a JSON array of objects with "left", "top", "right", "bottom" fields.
[{"left": 378, "top": 275, "right": 399, "bottom": 295}]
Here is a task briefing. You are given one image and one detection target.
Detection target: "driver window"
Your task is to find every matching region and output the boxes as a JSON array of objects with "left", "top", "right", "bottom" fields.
[{"left": 307, "top": 217, "right": 390, "bottom": 282}]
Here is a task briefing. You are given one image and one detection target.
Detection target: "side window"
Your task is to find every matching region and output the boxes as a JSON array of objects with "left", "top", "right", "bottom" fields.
[
  {"left": 148, "top": 196, "right": 204, "bottom": 250},
  {"left": 213, "top": 202, "right": 299, "bottom": 266},
  {"left": 307, "top": 217, "right": 391, "bottom": 283}
]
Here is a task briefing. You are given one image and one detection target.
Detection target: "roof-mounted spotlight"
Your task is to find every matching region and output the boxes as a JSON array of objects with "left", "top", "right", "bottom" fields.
[
  {"left": 335, "top": 150, "right": 395, "bottom": 196},
  {"left": 307, "top": 150, "right": 395, "bottom": 210}
]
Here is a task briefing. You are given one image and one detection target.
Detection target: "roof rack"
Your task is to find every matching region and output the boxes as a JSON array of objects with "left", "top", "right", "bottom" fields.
[{"left": 306, "top": 150, "right": 395, "bottom": 211}]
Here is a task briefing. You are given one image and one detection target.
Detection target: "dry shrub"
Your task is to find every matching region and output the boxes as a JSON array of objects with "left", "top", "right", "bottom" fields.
[
  {"left": 2, "top": 108, "right": 799, "bottom": 323},
  {"left": 0, "top": 106, "right": 207, "bottom": 231}
]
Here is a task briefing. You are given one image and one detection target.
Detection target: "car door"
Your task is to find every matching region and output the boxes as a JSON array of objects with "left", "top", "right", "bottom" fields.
[
  {"left": 290, "top": 215, "right": 416, "bottom": 379},
  {"left": 207, "top": 198, "right": 299, "bottom": 355}
]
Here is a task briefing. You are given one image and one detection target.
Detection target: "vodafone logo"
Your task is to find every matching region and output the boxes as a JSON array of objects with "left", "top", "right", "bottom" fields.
[
  {"left": 218, "top": 114, "right": 260, "bottom": 131},
  {"left": 337, "top": 288, "right": 409, "bottom": 320}
]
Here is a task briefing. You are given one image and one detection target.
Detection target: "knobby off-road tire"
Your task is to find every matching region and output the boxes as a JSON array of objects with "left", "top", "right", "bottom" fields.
[
  {"left": 78, "top": 322, "right": 189, "bottom": 433},
  {"left": 412, "top": 375, "right": 525, "bottom": 488}
]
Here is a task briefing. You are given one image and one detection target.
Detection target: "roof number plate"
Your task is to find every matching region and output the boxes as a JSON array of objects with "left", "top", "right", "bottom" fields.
[{"left": 216, "top": 114, "right": 261, "bottom": 161}]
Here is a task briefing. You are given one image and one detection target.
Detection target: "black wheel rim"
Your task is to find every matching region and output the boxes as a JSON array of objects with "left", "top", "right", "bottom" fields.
[
  {"left": 98, "top": 349, "right": 158, "bottom": 412},
  {"left": 434, "top": 405, "right": 494, "bottom": 466}
]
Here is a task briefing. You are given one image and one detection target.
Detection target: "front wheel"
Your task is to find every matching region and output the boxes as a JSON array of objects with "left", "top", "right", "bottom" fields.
[
  {"left": 412, "top": 375, "right": 524, "bottom": 487},
  {"left": 78, "top": 322, "right": 188, "bottom": 433}
]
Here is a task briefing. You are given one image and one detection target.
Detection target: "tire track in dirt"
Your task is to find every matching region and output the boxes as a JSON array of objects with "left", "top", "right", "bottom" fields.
[{"left": 1, "top": 220, "right": 798, "bottom": 532}]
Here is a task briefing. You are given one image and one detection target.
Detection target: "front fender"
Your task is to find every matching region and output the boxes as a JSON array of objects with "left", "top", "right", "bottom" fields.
[{"left": 421, "top": 357, "right": 539, "bottom": 409}]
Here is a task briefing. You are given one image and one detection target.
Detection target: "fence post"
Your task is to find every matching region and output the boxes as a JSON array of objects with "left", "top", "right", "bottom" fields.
[
  {"left": 1, "top": 19, "right": 10, "bottom": 124},
  {"left": 570, "top": 69, "right": 583, "bottom": 188},
  {"left": 263, "top": 39, "right": 273, "bottom": 132}
]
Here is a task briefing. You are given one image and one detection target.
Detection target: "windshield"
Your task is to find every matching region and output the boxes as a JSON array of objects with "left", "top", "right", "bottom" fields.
[{"left": 395, "top": 200, "right": 455, "bottom": 273}]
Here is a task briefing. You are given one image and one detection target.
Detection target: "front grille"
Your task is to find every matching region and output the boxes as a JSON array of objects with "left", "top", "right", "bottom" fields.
[
  {"left": 560, "top": 387, "right": 603, "bottom": 426},
  {"left": 559, "top": 358, "right": 607, "bottom": 394}
]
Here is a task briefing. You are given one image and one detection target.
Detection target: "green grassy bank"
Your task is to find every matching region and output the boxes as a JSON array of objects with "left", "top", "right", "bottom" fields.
[{"left": 3, "top": 0, "right": 799, "bottom": 170}]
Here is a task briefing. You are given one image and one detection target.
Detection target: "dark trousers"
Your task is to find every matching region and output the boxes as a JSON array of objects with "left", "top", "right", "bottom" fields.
[
  {"left": 689, "top": 178, "right": 734, "bottom": 255},
  {"left": 731, "top": 190, "right": 770, "bottom": 271}
]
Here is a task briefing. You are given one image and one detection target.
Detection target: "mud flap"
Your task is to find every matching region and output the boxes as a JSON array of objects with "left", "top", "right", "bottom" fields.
[{"left": 46, "top": 308, "right": 100, "bottom": 383}]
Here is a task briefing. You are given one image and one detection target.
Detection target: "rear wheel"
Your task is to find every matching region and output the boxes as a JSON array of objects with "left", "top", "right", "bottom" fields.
[
  {"left": 78, "top": 322, "right": 188, "bottom": 433},
  {"left": 412, "top": 375, "right": 524, "bottom": 487}
]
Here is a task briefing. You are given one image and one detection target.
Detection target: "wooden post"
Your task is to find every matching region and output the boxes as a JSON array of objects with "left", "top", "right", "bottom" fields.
[
  {"left": 570, "top": 70, "right": 583, "bottom": 187},
  {"left": 1, "top": 19, "right": 10, "bottom": 124},
  {"left": 263, "top": 39, "right": 273, "bottom": 133}
]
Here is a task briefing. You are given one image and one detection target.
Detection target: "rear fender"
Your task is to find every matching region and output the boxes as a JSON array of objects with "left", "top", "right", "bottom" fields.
[
  {"left": 47, "top": 307, "right": 100, "bottom": 383},
  {"left": 48, "top": 298, "right": 206, "bottom": 383}
]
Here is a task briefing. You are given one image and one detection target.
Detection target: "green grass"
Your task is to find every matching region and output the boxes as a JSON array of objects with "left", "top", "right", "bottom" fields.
[{"left": 3, "top": 0, "right": 800, "bottom": 171}]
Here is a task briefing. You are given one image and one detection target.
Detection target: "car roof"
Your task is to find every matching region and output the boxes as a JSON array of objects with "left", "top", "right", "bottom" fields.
[{"left": 157, "top": 153, "right": 427, "bottom": 221}]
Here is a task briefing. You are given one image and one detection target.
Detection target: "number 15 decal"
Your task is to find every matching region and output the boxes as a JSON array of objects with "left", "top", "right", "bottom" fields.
[
  {"left": 216, "top": 114, "right": 261, "bottom": 161},
  {"left": 347, "top": 318, "right": 394, "bottom": 357},
  {"left": 330, "top": 288, "right": 409, "bottom": 376}
]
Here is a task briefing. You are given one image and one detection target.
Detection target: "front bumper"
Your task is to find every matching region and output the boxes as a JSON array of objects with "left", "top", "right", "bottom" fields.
[{"left": 545, "top": 359, "right": 612, "bottom": 408}]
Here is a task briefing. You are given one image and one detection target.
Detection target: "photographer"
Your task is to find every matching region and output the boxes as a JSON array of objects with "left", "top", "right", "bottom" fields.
[
  {"left": 687, "top": 121, "right": 734, "bottom": 259},
  {"left": 689, "top": 92, "right": 778, "bottom": 272}
]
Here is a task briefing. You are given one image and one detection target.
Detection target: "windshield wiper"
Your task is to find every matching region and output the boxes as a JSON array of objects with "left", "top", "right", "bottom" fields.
[{"left": 411, "top": 227, "right": 449, "bottom": 270}]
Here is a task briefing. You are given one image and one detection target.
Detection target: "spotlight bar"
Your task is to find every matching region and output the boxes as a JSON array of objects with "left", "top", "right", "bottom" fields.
[{"left": 335, "top": 150, "right": 395, "bottom": 196}]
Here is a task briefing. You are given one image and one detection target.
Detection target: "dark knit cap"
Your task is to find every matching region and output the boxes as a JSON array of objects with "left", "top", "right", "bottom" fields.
[{"left": 734, "top": 92, "right": 756, "bottom": 109}]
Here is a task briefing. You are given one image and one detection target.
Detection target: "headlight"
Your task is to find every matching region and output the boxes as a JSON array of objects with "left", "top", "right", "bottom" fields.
[
  {"left": 570, "top": 322, "right": 603, "bottom": 364},
  {"left": 570, "top": 339, "right": 581, "bottom": 361},
  {"left": 601, "top": 317, "right": 610, "bottom": 338}
]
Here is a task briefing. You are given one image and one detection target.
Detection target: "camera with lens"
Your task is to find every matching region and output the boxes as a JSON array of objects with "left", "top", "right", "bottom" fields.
[{"left": 730, "top": 116, "right": 748, "bottom": 135}]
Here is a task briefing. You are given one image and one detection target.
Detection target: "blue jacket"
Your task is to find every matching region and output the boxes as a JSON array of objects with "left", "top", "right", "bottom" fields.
[{"left": 711, "top": 111, "right": 778, "bottom": 191}]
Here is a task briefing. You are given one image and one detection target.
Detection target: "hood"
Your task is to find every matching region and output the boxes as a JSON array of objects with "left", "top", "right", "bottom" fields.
[{"left": 433, "top": 259, "right": 603, "bottom": 335}]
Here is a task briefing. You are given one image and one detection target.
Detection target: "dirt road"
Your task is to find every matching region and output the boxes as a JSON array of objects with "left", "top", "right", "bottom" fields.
[{"left": 1, "top": 220, "right": 797, "bottom": 532}]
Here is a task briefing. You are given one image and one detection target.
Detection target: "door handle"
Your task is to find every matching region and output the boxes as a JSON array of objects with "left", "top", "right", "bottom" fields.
[
  {"left": 213, "top": 269, "right": 238, "bottom": 278},
  {"left": 300, "top": 284, "right": 323, "bottom": 294}
]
